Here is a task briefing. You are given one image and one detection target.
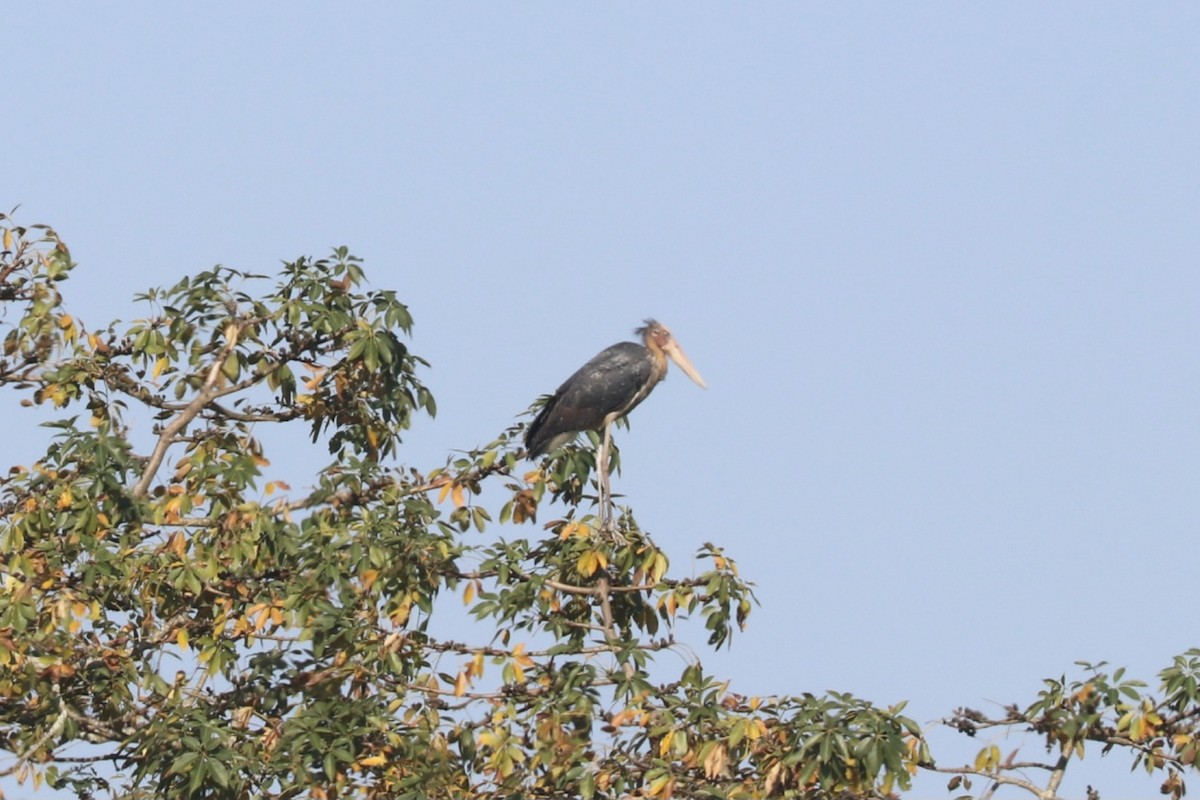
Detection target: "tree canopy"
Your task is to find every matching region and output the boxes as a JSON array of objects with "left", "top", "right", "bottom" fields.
[{"left": 1, "top": 214, "right": 1199, "bottom": 800}]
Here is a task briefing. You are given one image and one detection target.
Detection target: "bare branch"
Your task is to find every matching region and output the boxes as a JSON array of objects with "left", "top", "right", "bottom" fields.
[
  {"left": 208, "top": 400, "right": 301, "bottom": 423},
  {"left": 1044, "top": 748, "right": 1071, "bottom": 799},
  {"left": 926, "top": 765, "right": 1050, "bottom": 799},
  {"left": 595, "top": 575, "right": 636, "bottom": 680}
]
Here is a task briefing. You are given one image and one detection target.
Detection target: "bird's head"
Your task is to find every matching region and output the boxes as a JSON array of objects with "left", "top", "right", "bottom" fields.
[{"left": 637, "top": 319, "right": 707, "bottom": 388}]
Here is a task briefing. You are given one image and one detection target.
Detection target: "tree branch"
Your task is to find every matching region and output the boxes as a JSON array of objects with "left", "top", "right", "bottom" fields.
[
  {"left": 208, "top": 400, "right": 301, "bottom": 423},
  {"left": 1044, "top": 748, "right": 1071, "bottom": 799},
  {"left": 132, "top": 326, "right": 243, "bottom": 499},
  {"left": 0, "top": 688, "right": 68, "bottom": 778},
  {"left": 926, "top": 765, "right": 1049, "bottom": 799}
]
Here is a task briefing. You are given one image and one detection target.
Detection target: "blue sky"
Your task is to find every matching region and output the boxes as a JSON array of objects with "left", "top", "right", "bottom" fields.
[{"left": 5, "top": 4, "right": 1199, "bottom": 797}]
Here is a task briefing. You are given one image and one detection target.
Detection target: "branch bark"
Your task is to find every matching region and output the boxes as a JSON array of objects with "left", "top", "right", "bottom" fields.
[{"left": 132, "top": 324, "right": 243, "bottom": 499}]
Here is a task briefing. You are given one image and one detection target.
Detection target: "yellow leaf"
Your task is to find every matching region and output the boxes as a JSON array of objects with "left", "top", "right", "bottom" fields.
[
  {"left": 974, "top": 743, "right": 1000, "bottom": 771},
  {"left": 704, "top": 742, "right": 728, "bottom": 780},
  {"left": 3, "top": 227, "right": 12, "bottom": 250},
  {"left": 222, "top": 351, "right": 240, "bottom": 381},
  {"left": 231, "top": 706, "right": 254, "bottom": 729},
  {"left": 359, "top": 755, "right": 387, "bottom": 767},
  {"left": 250, "top": 605, "right": 269, "bottom": 633},
  {"left": 455, "top": 669, "right": 469, "bottom": 697},
  {"left": 647, "top": 774, "right": 672, "bottom": 797},
  {"left": 390, "top": 599, "right": 411, "bottom": 627},
  {"left": 764, "top": 762, "right": 785, "bottom": 795},
  {"left": 167, "top": 530, "right": 187, "bottom": 556},
  {"left": 1130, "top": 714, "right": 1146, "bottom": 742},
  {"left": 452, "top": 484, "right": 466, "bottom": 508},
  {"left": 437, "top": 479, "right": 452, "bottom": 505},
  {"left": 651, "top": 552, "right": 668, "bottom": 583},
  {"left": 659, "top": 592, "right": 677, "bottom": 617},
  {"left": 462, "top": 581, "right": 475, "bottom": 606},
  {"left": 57, "top": 488, "right": 73, "bottom": 509},
  {"left": 177, "top": 628, "right": 190, "bottom": 652},
  {"left": 59, "top": 314, "right": 77, "bottom": 344},
  {"left": 576, "top": 549, "right": 607, "bottom": 577}
]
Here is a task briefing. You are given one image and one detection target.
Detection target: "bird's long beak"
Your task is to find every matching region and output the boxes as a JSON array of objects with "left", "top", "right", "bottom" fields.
[{"left": 664, "top": 340, "right": 707, "bottom": 389}]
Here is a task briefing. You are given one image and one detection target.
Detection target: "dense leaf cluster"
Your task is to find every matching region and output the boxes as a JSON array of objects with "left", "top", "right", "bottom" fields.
[{"left": 0, "top": 214, "right": 1197, "bottom": 799}]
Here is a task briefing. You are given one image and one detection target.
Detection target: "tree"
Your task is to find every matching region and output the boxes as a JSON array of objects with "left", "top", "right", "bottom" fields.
[{"left": 0, "top": 212, "right": 1197, "bottom": 800}]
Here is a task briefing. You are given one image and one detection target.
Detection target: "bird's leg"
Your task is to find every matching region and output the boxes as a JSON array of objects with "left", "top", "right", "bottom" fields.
[
  {"left": 595, "top": 424, "right": 627, "bottom": 545},
  {"left": 598, "top": 422, "right": 613, "bottom": 529}
]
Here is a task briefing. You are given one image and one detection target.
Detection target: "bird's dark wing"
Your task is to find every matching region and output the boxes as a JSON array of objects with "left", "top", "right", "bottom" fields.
[{"left": 525, "top": 342, "right": 654, "bottom": 456}]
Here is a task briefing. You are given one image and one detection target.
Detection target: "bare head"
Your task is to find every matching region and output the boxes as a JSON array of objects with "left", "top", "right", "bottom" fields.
[{"left": 636, "top": 319, "right": 707, "bottom": 389}]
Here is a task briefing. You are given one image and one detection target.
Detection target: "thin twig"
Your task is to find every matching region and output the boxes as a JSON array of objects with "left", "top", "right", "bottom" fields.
[
  {"left": 927, "top": 765, "right": 1047, "bottom": 799},
  {"left": 208, "top": 401, "right": 301, "bottom": 423}
]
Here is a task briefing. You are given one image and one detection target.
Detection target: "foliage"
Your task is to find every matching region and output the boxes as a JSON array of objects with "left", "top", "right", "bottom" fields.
[
  {"left": 0, "top": 213, "right": 1197, "bottom": 800},
  {"left": 935, "top": 654, "right": 1200, "bottom": 800}
]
